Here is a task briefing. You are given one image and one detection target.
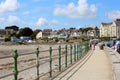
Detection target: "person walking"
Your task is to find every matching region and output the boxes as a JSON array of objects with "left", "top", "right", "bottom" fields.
[
  {"left": 115, "top": 38, "right": 120, "bottom": 53},
  {"left": 92, "top": 40, "right": 96, "bottom": 50},
  {"left": 89, "top": 39, "right": 92, "bottom": 50},
  {"left": 89, "top": 39, "right": 96, "bottom": 50}
]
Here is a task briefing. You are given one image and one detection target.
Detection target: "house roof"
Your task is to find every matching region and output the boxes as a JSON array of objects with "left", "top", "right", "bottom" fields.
[
  {"left": 5, "top": 25, "right": 19, "bottom": 30},
  {"left": 101, "top": 22, "right": 113, "bottom": 26},
  {"left": 115, "top": 21, "right": 120, "bottom": 26}
]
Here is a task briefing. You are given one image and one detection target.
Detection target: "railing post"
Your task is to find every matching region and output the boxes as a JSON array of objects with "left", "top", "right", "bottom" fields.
[
  {"left": 81, "top": 43, "right": 83, "bottom": 58},
  {"left": 49, "top": 47, "right": 52, "bottom": 77},
  {"left": 84, "top": 43, "right": 86, "bottom": 54},
  {"left": 13, "top": 49, "right": 18, "bottom": 80},
  {"left": 86, "top": 42, "right": 89, "bottom": 52},
  {"left": 84, "top": 42, "right": 87, "bottom": 54},
  {"left": 74, "top": 44, "right": 76, "bottom": 62},
  {"left": 79, "top": 43, "right": 82, "bottom": 58},
  {"left": 70, "top": 44, "right": 72, "bottom": 64},
  {"left": 65, "top": 45, "right": 68, "bottom": 67},
  {"left": 79, "top": 43, "right": 81, "bottom": 58},
  {"left": 84, "top": 42, "right": 86, "bottom": 53},
  {"left": 36, "top": 48, "right": 40, "bottom": 80},
  {"left": 58, "top": 46, "right": 61, "bottom": 71},
  {"left": 79, "top": 43, "right": 81, "bottom": 59},
  {"left": 83, "top": 42, "right": 85, "bottom": 55},
  {"left": 77, "top": 44, "right": 79, "bottom": 60}
]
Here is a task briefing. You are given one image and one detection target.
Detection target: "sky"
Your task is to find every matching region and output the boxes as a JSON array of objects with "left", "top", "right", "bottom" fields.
[{"left": 0, "top": 0, "right": 120, "bottom": 30}]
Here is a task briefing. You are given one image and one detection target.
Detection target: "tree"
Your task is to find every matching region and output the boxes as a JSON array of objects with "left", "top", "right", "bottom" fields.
[
  {"left": 42, "top": 37, "right": 49, "bottom": 42},
  {"left": 5, "top": 34, "right": 11, "bottom": 41},
  {"left": 16, "top": 27, "right": 33, "bottom": 38},
  {"left": 95, "top": 26, "right": 98, "bottom": 31},
  {"left": 79, "top": 28, "right": 84, "bottom": 33}
]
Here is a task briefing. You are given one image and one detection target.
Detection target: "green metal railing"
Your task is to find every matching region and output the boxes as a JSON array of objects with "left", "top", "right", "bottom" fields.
[
  {"left": 13, "top": 50, "right": 18, "bottom": 80},
  {"left": 0, "top": 42, "right": 89, "bottom": 80},
  {"left": 36, "top": 48, "right": 40, "bottom": 80}
]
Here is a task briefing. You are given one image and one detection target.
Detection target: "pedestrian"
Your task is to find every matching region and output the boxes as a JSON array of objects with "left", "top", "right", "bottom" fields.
[
  {"left": 115, "top": 38, "right": 120, "bottom": 53},
  {"left": 92, "top": 40, "right": 96, "bottom": 50},
  {"left": 89, "top": 39, "right": 92, "bottom": 50}
]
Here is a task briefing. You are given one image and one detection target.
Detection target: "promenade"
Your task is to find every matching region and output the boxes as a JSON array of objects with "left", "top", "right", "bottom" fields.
[{"left": 53, "top": 46, "right": 115, "bottom": 80}]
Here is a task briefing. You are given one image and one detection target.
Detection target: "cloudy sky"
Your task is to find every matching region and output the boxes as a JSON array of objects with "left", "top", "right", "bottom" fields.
[{"left": 0, "top": 0, "right": 120, "bottom": 30}]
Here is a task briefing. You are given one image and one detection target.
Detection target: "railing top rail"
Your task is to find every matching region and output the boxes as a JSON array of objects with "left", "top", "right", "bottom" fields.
[
  {"left": 0, "top": 72, "right": 14, "bottom": 79},
  {"left": 0, "top": 43, "right": 82, "bottom": 59},
  {"left": 0, "top": 55, "right": 13, "bottom": 59}
]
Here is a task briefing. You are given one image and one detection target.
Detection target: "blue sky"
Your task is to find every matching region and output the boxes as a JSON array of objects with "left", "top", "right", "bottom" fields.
[{"left": 0, "top": 0, "right": 120, "bottom": 30}]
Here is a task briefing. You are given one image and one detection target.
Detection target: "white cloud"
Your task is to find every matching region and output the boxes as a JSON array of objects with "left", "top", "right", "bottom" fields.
[
  {"left": 54, "top": 0, "right": 97, "bottom": 19},
  {"left": 51, "top": 20, "right": 68, "bottom": 26},
  {"left": 0, "top": 15, "right": 25, "bottom": 27},
  {"left": 0, "top": 0, "right": 19, "bottom": 15},
  {"left": 30, "top": 18, "right": 68, "bottom": 29},
  {"left": 1, "top": 15, "right": 23, "bottom": 24},
  {"left": 22, "top": 11, "right": 30, "bottom": 15},
  {"left": 51, "top": 20, "right": 60, "bottom": 25},
  {"left": 7, "top": 15, "right": 21, "bottom": 24},
  {"left": 36, "top": 17, "right": 47, "bottom": 26},
  {"left": 108, "top": 10, "right": 120, "bottom": 20},
  {"left": 0, "top": 17, "right": 5, "bottom": 22},
  {"left": 32, "top": 0, "right": 48, "bottom": 2}
]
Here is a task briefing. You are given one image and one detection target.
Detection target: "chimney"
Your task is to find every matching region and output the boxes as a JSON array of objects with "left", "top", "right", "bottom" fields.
[{"left": 116, "top": 19, "right": 120, "bottom": 21}]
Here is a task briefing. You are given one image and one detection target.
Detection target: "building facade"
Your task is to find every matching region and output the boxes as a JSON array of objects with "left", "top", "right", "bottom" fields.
[
  {"left": 114, "top": 19, "right": 120, "bottom": 38},
  {"left": 0, "top": 29, "right": 5, "bottom": 35},
  {"left": 100, "top": 19, "right": 120, "bottom": 38},
  {"left": 5, "top": 25, "right": 19, "bottom": 34},
  {"left": 100, "top": 22, "right": 113, "bottom": 37},
  {"left": 86, "top": 26, "right": 99, "bottom": 37}
]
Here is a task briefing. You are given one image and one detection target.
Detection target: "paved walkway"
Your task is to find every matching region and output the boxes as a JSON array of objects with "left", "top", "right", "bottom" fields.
[{"left": 54, "top": 46, "right": 115, "bottom": 80}]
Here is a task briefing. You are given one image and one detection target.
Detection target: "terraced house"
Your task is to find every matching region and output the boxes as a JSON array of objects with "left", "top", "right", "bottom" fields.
[
  {"left": 0, "top": 29, "right": 5, "bottom": 42},
  {"left": 100, "top": 19, "right": 120, "bottom": 38},
  {"left": 5, "top": 25, "right": 19, "bottom": 35}
]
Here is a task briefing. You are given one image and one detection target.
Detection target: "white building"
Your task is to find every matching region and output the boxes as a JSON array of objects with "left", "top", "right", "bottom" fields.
[
  {"left": 100, "top": 19, "right": 120, "bottom": 38},
  {"left": 114, "top": 19, "right": 120, "bottom": 38},
  {"left": 36, "top": 31, "right": 42, "bottom": 39},
  {"left": 100, "top": 22, "right": 113, "bottom": 37}
]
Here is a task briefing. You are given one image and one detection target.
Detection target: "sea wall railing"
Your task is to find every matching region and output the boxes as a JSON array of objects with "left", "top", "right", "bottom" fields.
[{"left": 0, "top": 42, "right": 89, "bottom": 80}]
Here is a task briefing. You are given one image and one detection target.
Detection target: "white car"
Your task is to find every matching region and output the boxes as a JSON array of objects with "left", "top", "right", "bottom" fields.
[{"left": 28, "top": 40, "right": 33, "bottom": 43}]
